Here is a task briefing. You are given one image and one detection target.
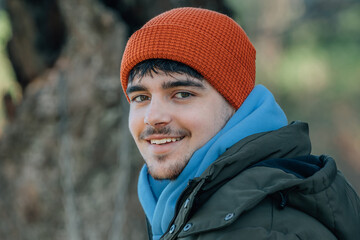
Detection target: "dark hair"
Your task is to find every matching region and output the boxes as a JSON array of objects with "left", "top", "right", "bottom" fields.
[{"left": 128, "top": 59, "right": 203, "bottom": 82}]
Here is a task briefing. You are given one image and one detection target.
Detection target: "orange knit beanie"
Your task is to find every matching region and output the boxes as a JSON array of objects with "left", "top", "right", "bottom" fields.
[{"left": 120, "top": 7, "right": 256, "bottom": 109}]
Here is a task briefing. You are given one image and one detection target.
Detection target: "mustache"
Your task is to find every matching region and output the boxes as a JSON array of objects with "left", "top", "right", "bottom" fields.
[{"left": 139, "top": 126, "right": 190, "bottom": 140}]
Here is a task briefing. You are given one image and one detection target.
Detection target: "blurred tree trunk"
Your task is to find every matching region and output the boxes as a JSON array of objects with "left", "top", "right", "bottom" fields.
[{"left": 0, "top": 0, "right": 230, "bottom": 239}]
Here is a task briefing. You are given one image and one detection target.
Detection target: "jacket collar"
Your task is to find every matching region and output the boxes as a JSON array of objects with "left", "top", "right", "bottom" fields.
[
  {"left": 201, "top": 121, "right": 311, "bottom": 190},
  {"left": 163, "top": 121, "right": 312, "bottom": 239}
]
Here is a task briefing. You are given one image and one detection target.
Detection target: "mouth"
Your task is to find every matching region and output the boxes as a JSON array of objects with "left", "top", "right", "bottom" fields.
[{"left": 149, "top": 137, "right": 184, "bottom": 145}]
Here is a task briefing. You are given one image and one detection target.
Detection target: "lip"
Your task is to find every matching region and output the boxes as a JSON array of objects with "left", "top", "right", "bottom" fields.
[
  {"left": 144, "top": 136, "right": 185, "bottom": 155},
  {"left": 143, "top": 135, "right": 184, "bottom": 141}
]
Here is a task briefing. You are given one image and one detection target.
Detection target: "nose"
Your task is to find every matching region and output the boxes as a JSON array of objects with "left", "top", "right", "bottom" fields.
[{"left": 144, "top": 99, "right": 171, "bottom": 127}]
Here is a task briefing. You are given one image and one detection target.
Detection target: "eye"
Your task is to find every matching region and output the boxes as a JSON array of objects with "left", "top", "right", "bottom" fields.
[
  {"left": 131, "top": 95, "right": 150, "bottom": 103},
  {"left": 174, "top": 92, "right": 193, "bottom": 99}
]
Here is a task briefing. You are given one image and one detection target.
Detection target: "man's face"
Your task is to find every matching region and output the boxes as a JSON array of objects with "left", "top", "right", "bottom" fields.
[{"left": 127, "top": 71, "right": 235, "bottom": 180}]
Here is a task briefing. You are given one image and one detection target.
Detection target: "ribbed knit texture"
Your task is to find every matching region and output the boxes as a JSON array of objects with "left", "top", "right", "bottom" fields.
[{"left": 120, "top": 7, "right": 256, "bottom": 109}]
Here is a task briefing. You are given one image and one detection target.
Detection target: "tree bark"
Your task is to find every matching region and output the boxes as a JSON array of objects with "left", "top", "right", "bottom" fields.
[
  {"left": 1, "top": 0, "right": 142, "bottom": 239},
  {"left": 0, "top": 0, "right": 230, "bottom": 239}
]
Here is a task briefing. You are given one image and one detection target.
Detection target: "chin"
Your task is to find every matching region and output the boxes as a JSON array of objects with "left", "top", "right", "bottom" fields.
[
  {"left": 149, "top": 169, "right": 180, "bottom": 181},
  {"left": 146, "top": 154, "right": 192, "bottom": 181},
  {"left": 148, "top": 165, "right": 184, "bottom": 181}
]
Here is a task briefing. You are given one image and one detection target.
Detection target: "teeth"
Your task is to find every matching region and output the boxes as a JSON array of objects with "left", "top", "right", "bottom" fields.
[{"left": 150, "top": 138, "right": 181, "bottom": 145}]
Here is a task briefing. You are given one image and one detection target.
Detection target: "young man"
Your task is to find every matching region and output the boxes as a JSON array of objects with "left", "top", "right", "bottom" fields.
[{"left": 120, "top": 7, "right": 360, "bottom": 240}]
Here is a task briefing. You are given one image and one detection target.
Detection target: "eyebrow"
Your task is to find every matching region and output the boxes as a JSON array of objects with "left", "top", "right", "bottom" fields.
[
  {"left": 126, "top": 85, "right": 147, "bottom": 95},
  {"left": 126, "top": 78, "right": 205, "bottom": 95},
  {"left": 161, "top": 79, "right": 205, "bottom": 89}
]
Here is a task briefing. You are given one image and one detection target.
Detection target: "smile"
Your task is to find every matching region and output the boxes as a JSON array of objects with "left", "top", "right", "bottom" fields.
[{"left": 150, "top": 137, "right": 182, "bottom": 145}]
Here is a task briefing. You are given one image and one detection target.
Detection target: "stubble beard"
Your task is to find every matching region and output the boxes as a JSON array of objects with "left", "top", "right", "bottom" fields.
[
  {"left": 140, "top": 126, "right": 192, "bottom": 180},
  {"left": 146, "top": 152, "right": 192, "bottom": 181},
  {"left": 142, "top": 100, "right": 235, "bottom": 181}
]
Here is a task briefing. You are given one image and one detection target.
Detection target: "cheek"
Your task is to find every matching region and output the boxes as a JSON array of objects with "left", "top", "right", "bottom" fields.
[
  {"left": 182, "top": 107, "right": 219, "bottom": 142},
  {"left": 188, "top": 100, "right": 233, "bottom": 143},
  {"left": 128, "top": 109, "right": 143, "bottom": 139}
]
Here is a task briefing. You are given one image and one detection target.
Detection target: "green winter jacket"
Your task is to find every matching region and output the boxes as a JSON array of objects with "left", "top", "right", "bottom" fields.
[{"left": 155, "top": 122, "right": 360, "bottom": 240}]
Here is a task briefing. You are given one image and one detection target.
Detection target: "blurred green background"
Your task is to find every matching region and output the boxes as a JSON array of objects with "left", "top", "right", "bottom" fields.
[
  {"left": 225, "top": 0, "right": 360, "bottom": 187},
  {"left": 0, "top": 10, "right": 21, "bottom": 133}
]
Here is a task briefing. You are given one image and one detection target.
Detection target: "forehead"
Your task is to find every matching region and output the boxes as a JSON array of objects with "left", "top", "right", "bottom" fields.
[
  {"left": 126, "top": 71, "right": 213, "bottom": 98},
  {"left": 130, "top": 71, "right": 199, "bottom": 83},
  {"left": 127, "top": 71, "right": 208, "bottom": 88}
]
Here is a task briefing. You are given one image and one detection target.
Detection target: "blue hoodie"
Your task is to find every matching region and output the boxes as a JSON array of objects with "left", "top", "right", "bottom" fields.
[{"left": 138, "top": 85, "right": 288, "bottom": 239}]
